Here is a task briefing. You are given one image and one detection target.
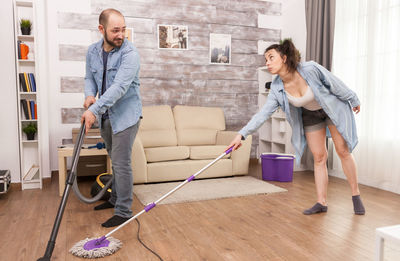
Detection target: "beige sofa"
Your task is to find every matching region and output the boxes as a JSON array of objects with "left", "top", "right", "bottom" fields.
[{"left": 131, "top": 105, "right": 252, "bottom": 184}]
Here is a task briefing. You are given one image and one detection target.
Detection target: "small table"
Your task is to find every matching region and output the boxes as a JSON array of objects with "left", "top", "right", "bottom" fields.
[
  {"left": 57, "top": 146, "right": 111, "bottom": 196},
  {"left": 375, "top": 224, "right": 400, "bottom": 261}
]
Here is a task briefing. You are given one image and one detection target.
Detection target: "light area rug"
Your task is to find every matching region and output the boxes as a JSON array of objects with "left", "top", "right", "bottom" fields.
[{"left": 134, "top": 176, "right": 287, "bottom": 205}]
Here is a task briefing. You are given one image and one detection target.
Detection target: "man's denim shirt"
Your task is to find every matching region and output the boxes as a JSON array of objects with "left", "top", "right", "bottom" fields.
[
  {"left": 239, "top": 61, "right": 360, "bottom": 164},
  {"left": 85, "top": 39, "right": 142, "bottom": 134}
]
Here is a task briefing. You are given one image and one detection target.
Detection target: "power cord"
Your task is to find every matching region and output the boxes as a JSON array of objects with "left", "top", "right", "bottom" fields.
[{"left": 135, "top": 218, "right": 164, "bottom": 261}]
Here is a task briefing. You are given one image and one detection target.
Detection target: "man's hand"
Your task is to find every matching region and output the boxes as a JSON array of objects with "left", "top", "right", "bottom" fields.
[
  {"left": 353, "top": 105, "right": 361, "bottom": 114},
  {"left": 84, "top": 96, "right": 96, "bottom": 109},
  {"left": 81, "top": 110, "right": 96, "bottom": 134},
  {"left": 226, "top": 134, "right": 243, "bottom": 152}
]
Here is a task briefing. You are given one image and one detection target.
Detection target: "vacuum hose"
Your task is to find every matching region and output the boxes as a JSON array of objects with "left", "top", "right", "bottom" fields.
[{"left": 71, "top": 121, "right": 112, "bottom": 204}]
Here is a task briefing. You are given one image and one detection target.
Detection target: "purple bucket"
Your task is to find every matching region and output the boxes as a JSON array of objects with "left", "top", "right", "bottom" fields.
[{"left": 261, "top": 153, "right": 295, "bottom": 182}]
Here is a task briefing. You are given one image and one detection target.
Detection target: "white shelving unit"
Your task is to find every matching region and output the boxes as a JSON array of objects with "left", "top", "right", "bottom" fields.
[
  {"left": 13, "top": 0, "right": 42, "bottom": 189},
  {"left": 257, "top": 66, "right": 295, "bottom": 157}
]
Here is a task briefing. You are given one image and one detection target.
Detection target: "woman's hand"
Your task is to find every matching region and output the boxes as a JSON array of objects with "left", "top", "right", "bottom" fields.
[
  {"left": 227, "top": 134, "right": 243, "bottom": 151},
  {"left": 353, "top": 105, "right": 360, "bottom": 114}
]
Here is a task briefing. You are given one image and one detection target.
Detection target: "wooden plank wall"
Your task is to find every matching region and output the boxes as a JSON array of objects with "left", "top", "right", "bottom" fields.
[{"left": 58, "top": 0, "right": 281, "bottom": 156}]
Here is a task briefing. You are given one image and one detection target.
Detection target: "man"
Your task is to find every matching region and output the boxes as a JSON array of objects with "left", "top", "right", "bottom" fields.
[
  {"left": 81, "top": 8, "right": 142, "bottom": 227},
  {"left": 178, "top": 30, "right": 187, "bottom": 49}
]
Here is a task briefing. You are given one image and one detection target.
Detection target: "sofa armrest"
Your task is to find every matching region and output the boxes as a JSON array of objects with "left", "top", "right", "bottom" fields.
[
  {"left": 216, "top": 131, "right": 252, "bottom": 175},
  {"left": 132, "top": 136, "right": 147, "bottom": 184}
]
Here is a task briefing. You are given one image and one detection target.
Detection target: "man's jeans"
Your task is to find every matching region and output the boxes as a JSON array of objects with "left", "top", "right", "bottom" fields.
[{"left": 100, "top": 119, "right": 140, "bottom": 218}]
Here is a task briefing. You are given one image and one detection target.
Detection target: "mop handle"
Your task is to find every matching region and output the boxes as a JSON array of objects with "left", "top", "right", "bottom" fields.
[{"left": 103, "top": 146, "right": 234, "bottom": 239}]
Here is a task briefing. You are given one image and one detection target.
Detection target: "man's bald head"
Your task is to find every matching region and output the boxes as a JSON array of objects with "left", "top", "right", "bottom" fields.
[
  {"left": 99, "top": 9, "right": 124, "bottom": 28},
  {"left": 98, "top": 9, "right": 126, "bottom": 50}
]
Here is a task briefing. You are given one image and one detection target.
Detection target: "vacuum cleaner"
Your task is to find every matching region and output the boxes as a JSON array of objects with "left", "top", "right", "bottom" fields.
[{"left": 38, "top": 121, "right": 234, "bottom": 260}]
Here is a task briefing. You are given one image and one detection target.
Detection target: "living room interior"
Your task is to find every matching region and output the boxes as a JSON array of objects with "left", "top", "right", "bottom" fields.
[{"left": 1, "top": 0, "right": 400, "bottom": 260}]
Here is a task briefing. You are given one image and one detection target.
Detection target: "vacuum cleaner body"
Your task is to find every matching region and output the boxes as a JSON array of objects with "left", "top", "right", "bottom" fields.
[{"left": 91, "top": 173, "right": 112, "bottom": 201}]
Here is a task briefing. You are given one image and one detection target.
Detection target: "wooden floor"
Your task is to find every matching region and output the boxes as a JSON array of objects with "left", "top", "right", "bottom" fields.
[{"left": 1, "top": 160, "right": 400, "bottom": 261}]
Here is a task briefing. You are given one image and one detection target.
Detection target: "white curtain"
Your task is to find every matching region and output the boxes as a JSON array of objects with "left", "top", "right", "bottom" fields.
[{"left": 331, "top": 0, "right": 400, "bottom": 193}]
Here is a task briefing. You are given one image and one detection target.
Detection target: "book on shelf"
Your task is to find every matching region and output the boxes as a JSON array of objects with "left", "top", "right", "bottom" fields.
[
  {"left": 23, "top": 73, "right": 30, "bottom": 92},
  {"left": 30, "top": 100, "right": 35, "bottom": 119},
  {"left": 23, "top": 165, "right": 39, "bottom": 181},
  {"left": 19, "top": 73, "right": 27, "bottom": 92},
  {"left": 27, "top": 73, "right": 32, "bottom": 91},
  {"left": 26, "top": 99, "right": 31, "bottom": 119},
  {"left": 20, "top": 99, "right": 29, "bottom": 119},
  {"left": 29, "top": 73, "right": 36, "bottom": 92},
  {"left": 20, "top": 99, "right": 36, "bottom": 120},
  {"left": 17, "top": 40, "right": 21, "bottom": 59},
  {"left": 19, "top": 73, "right": 36, "bottom": 92}
]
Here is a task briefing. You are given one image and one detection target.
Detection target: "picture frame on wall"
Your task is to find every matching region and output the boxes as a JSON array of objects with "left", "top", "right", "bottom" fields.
[
  {"left": 158, "top": 24, "right": 188, "bottom": 50},
  {"left": 125, "top": 27, "right": 134, "bottom": 43},
  {"left": 209, "top": 33, "right": 231, "bottom": 65}
]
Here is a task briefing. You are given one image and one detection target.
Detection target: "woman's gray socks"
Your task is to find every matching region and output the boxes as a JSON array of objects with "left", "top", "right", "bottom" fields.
[
  {"left": 303, "top": 202, "right": 328, "bottom": 215},
  {"left": 352, "top": 195, "right": 365, "bottom": 215},
  {"left": 303, "top": 196, "right": 365, "bottom": 215}
]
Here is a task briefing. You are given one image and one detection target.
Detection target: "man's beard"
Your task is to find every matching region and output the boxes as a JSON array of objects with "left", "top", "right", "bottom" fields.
[{"left": 104, "top": 30, "right": 124, "bottom": 48}]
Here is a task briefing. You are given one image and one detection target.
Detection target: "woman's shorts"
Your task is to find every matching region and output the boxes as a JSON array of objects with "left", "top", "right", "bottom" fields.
[{"left": 302, "top": 108, "right": 334, "bottom": 132}]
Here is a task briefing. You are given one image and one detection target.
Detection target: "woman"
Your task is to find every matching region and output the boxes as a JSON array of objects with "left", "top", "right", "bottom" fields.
[{"left": 228, "top": 39, "right": 365, "bottom": 215}]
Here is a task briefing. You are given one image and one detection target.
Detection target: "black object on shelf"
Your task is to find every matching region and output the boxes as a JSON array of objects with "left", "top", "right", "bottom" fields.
[
  {"left": 265, "top": 81, "right": 272, "bottom": 92},
  {"left": 0, "top": 170, "right": 11, "bottom": 194},
  {"left": 21, "top": 27, "right": 31, "bottom": 35},
  {"left": 27, "top": 133, "right": 35, "bottom": 140}
]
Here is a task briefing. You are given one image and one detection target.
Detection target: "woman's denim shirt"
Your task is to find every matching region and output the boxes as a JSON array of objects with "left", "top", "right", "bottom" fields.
[
  {"left": 85, "top": 39, "right": 142, "bottom": 134},
  {"left": 239, "top": 61, "right": 360, "bottom": 164}
]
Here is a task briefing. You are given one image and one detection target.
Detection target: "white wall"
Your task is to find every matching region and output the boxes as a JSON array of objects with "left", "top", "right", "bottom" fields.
[
  {"left": 46, "top": 0, "right": 92, "bottom": 172},
  {"left": 258, "top": 0, "right": 307, "bottom": 61},
  {"left": 281, "top": 0, "right": 307, "bottom": 61},
  {"left": 0, "top": 0, "right": 22, "bottom": 182}
]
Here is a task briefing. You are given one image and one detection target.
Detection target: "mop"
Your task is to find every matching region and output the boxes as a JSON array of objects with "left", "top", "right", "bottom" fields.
[{"left": 69, "top": 145, "right": 234, "bottom": 258}]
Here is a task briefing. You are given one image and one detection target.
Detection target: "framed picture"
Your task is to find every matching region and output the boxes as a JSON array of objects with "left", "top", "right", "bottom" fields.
[
  {"left": 125, "top": 27, "right": 134, "bottom": 43},
  {"left": 158, "top": 25, "right": 188, "bottom": 50},
  {"left": 209, "top": 33, "right": 231, "bottom": 65}
]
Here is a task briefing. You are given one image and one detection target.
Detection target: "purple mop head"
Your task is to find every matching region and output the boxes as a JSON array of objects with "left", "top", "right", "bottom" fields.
[{"left": 69, "top": 236, "right": 122, "bottom": 258}]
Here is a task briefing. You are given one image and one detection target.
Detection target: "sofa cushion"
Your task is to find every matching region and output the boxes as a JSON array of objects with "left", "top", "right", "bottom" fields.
[
  {"left": 177, "top": 129, "right": 218, "bottom": 146},
  {"left": 144, "top": 146, "right": 190, "bottom": 163},
  {"left": 173, "top": 105, "right": 226, "bottom": 146},
  {"left": 139, "top": 105, "right": 177, "bottom": 147},
  {"left": 147, "top": 159, "right": 233, "bottom": 183},
  {"left": 190, "top": 145, "right": 230, "bottom": 160}
]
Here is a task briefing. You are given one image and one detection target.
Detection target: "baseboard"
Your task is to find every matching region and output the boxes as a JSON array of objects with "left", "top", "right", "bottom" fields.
[
  {"left": 10, "top": 182, "right": 22, "bottom": 191},
  {"left": 43, "top": 177, "right": 52, "bottom": 188},
  {"left": 51, "top": 170, "right": 59, "bottom": 179},
  {"left": 249, "top": 158, "right": 259, "bottom": 164},
  {"left": 10, "top": 177, "right": 52, "bottom": 191}
]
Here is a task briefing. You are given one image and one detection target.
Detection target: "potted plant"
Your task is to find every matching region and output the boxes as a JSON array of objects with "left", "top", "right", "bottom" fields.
[
  {"left": 23, "top": 123, "right": 37, "bottom": 140},
  {"left": 20, "top": 19, "right": 32, "bottom": 35}
]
